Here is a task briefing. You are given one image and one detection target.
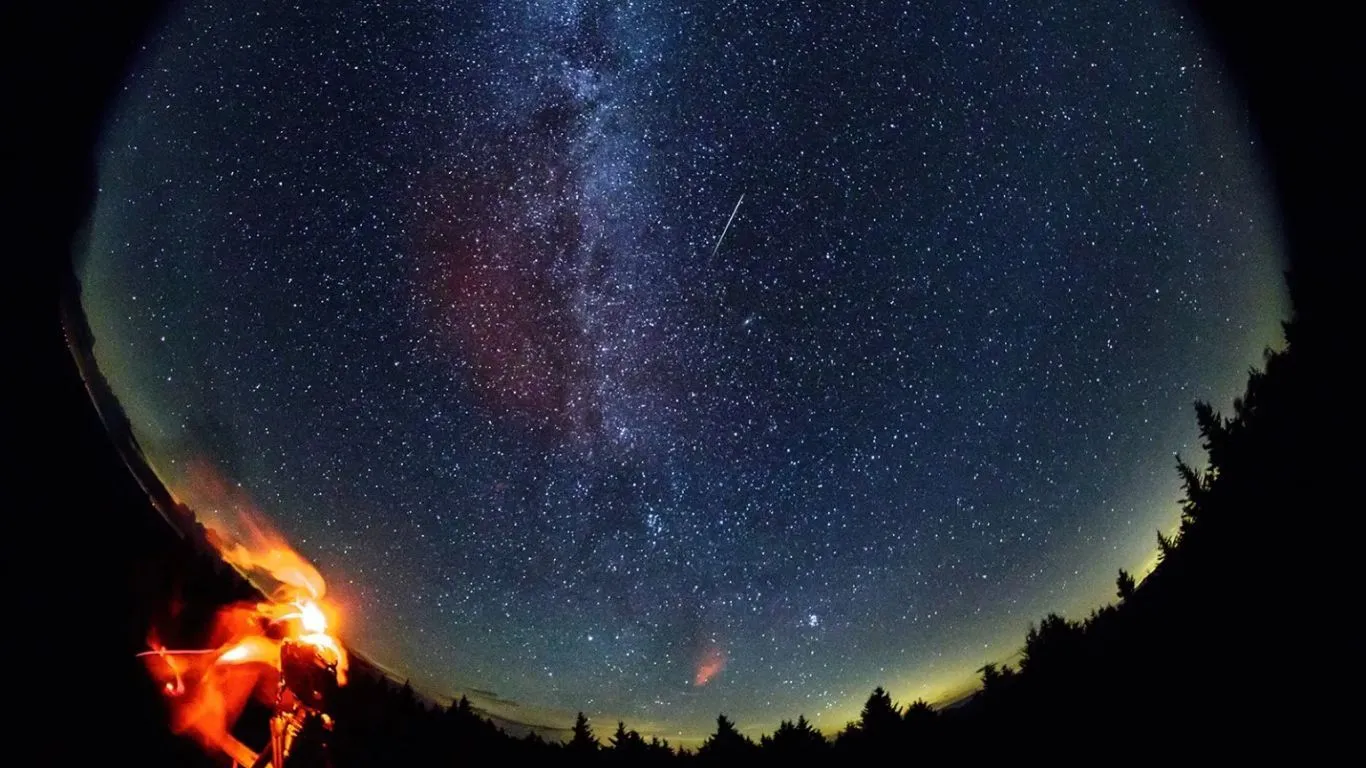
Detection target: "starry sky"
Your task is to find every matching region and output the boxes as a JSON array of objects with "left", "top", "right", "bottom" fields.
[{"left": 80, "top": 0, "right": 1286, "bottom": 741}]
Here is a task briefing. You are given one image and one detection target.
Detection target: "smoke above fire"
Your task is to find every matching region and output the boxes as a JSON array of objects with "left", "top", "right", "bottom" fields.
[{"left": 179, "top": 460, "right": 328, "bottom": 600}]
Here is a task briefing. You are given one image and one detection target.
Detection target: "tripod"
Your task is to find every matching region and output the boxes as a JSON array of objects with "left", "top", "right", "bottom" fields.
[{"left": 227, "top": 639, "right": 338, "bottom": 768}]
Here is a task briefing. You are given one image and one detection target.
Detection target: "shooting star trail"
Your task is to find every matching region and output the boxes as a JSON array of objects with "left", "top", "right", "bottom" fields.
[{"left": 710, "top": 193, "right": 745, "bottom": 259}]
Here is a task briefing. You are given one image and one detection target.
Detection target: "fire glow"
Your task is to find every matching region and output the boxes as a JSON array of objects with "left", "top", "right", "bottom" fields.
[{"left": 140, "top": 488, "right": 348, "bottom": 763}]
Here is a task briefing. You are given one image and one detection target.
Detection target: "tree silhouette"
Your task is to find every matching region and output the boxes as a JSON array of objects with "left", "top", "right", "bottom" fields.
[
  {"left": 1194, "top": 400, "right": 1234, "bottom": 472},
  {"left": 760, "top": 715, "right": 828, "bottom": 759},
  {"left": 1156, "top": 529, "right": 1179, "bottom": 562},
  {"left": 697, "top": 714, "right": 758, "bottom": 762},
  {"left": 567, "top": 712, "right": 598, "bottom": 756},
  {"left": 607, "top": 721, "right": 647, "bottom": 762},
  {"left": 858, "top": 686, "right": 901, "bottom": 739},
  {"left": 835, "top": 687, "right": 903, "bottom": 756},
  {"left": 646, "top": 736, "right": 673, "bottom": 759},
  {"left": 900, "top": 699, "right": 939, "bottom": 755},
  {"left": 1116, "top": 569, "right": 1136, "bottom": 601},
  {"left": 456, "top": 694, "right": 473, "bottom": 717},
  {"left": 979, "top": 662, "right": 1016, "bottom": 694},
  {"left": 1020, "top": 614, "right": 1083, "bottom": 675},
  {"left": 1175, "top": 454, "right": 1212, "bottom": 527},
  {"left": 902, "top": 699, "right": 935, "bottom": 728},
  {"left": 441, "top": 693, "right": 483, "bottom": 756}
]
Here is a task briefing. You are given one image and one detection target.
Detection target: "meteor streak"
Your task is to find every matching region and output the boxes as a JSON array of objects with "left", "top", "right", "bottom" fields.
[{"left": 710, "top": 193, "right": 745, "bottom": 259}]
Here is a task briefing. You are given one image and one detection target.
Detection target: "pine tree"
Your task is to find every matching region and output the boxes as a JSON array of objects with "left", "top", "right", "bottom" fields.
[
  {"left": 1116, "top": 568, "right": 1136, "bottom": 600},
  {"left": 698, "top": 714, "right": 758, "bottom": 761},
  {"left": 608, "top": 721, "right": 645, "bottom": 758},
  {"left": 1194, "top": 400, "right": 1234, "bottom": 474},
  {"left": 903, "top": 699, "right": 936, "bottom": 731},
  {"left": 858, "top": 686, "right": 901, "bottom": 739},
  {"left": 1176, "top": 454, "right": 1212, "bottom": 528},
  {"left": 1020, "top": 614, "right": 1082, "bottom": 675},
  {"left": 979, "top": 662, "right": 1016, "bottom": 695},
  {"left": 1157, "top": 529, "right": 1179, "bottom": 562},
  {"left": 761, "top": 715, "right": 828, "bottom": 757},
  {"left": 568, "top": 712, "right": 598, "bottom": 755}
]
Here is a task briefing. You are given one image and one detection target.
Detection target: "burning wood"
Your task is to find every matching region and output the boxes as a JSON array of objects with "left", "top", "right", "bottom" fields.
[{"left": 140, "top": 502, "right": 348, "bottom": 767}]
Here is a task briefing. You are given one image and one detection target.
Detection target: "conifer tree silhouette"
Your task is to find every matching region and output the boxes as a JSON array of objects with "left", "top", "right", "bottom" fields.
[
  {"left": 760, "top": 715, "right": 829, "bottom": 758},
  {"left": 697, "top": 714, "right": 758, "bottom": 762},
  {"left": 567, "top": 712, "right": 598, "bottom": 756},
  {"left": 1116, "top": 569, "right": 1136, "bottom": 600}
]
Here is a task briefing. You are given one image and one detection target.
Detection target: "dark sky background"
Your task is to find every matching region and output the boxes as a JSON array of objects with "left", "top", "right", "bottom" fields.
[{"left": 80, "top": 0, "right": 1285, "bottom": 740}]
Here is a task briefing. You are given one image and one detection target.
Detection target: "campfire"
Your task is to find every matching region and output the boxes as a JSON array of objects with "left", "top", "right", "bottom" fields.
[{"left": 140, "top": 503, "right": 348, "bottom": 767}]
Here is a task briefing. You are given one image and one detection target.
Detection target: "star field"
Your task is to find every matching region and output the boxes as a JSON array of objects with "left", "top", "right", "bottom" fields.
[{"left": 81, "top": 0, "right": 1285, "bottom": 739}]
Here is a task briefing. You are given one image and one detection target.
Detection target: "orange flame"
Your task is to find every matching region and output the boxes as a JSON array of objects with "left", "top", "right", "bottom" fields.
[{"left": 142, "top": 463, "right": 348, "bottom": 757}]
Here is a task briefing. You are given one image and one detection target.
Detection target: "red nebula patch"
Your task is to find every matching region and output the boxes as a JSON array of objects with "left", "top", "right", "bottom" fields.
[
  {"left": 694, "top": 643, "right": 726, "bottom": 687},
  {"left": 410, "top": 169, "right": 591, "bottom": 434}
]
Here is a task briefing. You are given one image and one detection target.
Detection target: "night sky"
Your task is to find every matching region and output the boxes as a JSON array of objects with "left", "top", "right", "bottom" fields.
[{"left": 81, "top": 0, "right": 1286, "bottom": 740}]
